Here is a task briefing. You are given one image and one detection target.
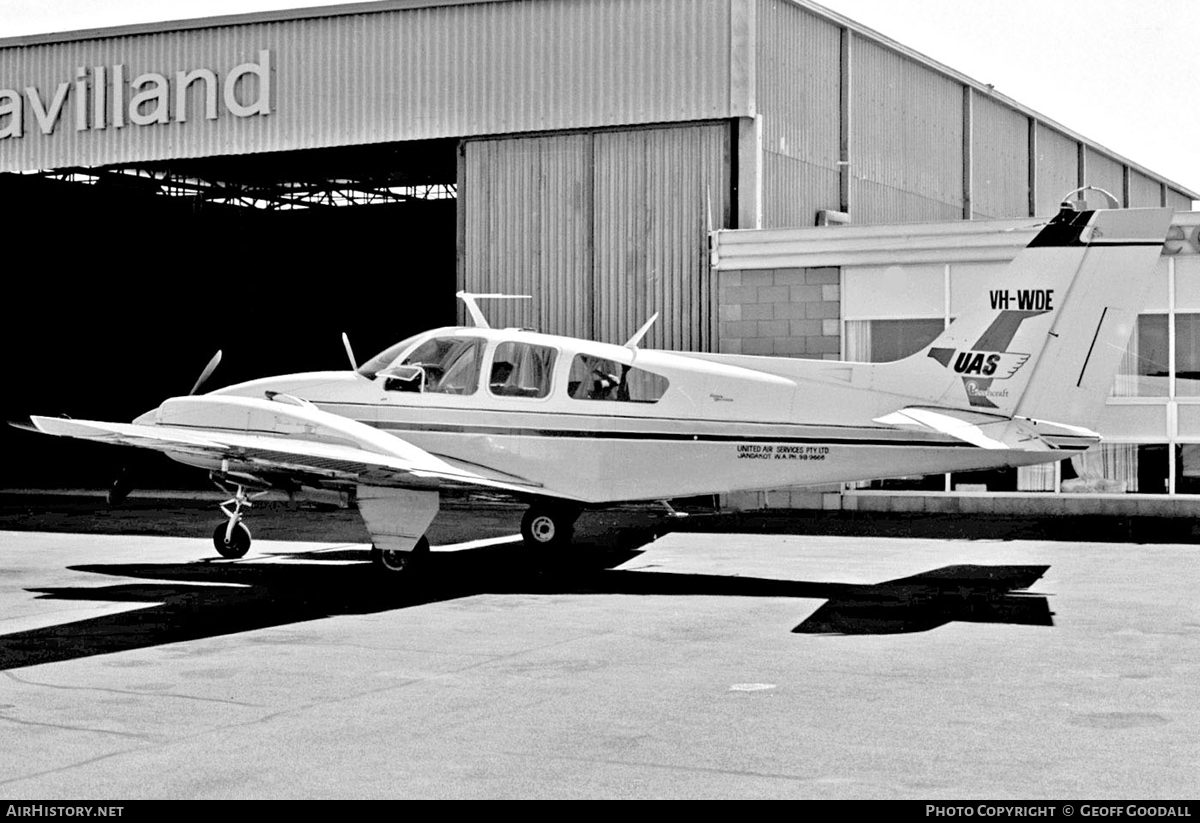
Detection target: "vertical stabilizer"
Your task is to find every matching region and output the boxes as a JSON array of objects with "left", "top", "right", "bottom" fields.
[
  {"left": 881, "top": 206, "right": 1172, "bottom": 429},
  {"left": 1013, "top": 207, "right": 1172, "bottom": 426}
]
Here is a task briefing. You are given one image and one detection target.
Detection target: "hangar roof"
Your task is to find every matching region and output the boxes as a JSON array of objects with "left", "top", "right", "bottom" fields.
[{"left": 0, "top": 0, "right": 1195, "bottom": 202}]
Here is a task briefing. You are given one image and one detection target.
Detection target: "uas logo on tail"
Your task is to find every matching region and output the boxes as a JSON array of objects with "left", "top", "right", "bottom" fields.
[{"left": 927, "top": 309, "right": 1047, "bottom": 408}]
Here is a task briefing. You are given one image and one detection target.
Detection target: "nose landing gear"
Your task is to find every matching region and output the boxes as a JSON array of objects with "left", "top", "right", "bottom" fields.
[{"left": 212, "top": 484, "right": 263, "bottom": 559}]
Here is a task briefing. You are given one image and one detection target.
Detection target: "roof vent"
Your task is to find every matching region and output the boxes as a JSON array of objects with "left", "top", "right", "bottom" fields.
[{"left": 816, "top": 209, "right": 850, "bottom": 226}]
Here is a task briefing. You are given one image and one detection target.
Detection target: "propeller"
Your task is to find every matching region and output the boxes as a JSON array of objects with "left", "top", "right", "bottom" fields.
[
  {"left": 189, "top": 350, "right": 223, "bottom": 396},
  {"left": 107, "top": 350, "right": 222, "bottom": 506},
  {"left": 341, "top": 333, "right": 357, "bottom": 371}
]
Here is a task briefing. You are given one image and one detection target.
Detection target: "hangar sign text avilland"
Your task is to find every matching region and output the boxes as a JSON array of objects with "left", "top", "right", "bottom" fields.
[{"left": 0, "top": 49, "right": 271, "bottom": 139}]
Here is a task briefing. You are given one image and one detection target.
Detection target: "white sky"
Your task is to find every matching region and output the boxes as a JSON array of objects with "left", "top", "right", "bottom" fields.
[{"left": 2, "top": 0, "right": 1197, "bottom": 199}]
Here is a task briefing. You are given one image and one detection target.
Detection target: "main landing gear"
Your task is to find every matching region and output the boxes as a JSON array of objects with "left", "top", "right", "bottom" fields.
[
  {"left": 521, "top": 504, "right": 581, "bottom": 553},
  {"left": 370, "top": 536, "right": 430, "bottom": 574},
  {"left": 212, "top": 484, "right": 263, "bottom": 559}
]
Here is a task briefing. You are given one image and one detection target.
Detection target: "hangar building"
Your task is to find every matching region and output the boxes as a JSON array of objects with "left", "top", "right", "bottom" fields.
[{"left": 3, "top": 0, "right": 1196, "bottom": 507}]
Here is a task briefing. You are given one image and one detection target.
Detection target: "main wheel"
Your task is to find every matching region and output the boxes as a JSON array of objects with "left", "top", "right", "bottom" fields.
[
  {"left": 371, "top": 535, "right": 430, "bottom": 574},
  {"left": 521, "top": 506, "right": 577, "bottom": 552},
  {"left": 213, "top": 522, "right": 252, "bottom": 559}
]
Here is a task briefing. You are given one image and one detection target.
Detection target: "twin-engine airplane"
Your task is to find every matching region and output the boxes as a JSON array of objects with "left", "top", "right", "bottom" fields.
[{"left": 22, "top": 203, "right": 1173, "bottom": 574}]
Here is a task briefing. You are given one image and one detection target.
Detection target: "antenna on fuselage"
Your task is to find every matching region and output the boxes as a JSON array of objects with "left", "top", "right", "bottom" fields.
[
  {"left": 624, "top": 313, "right": 659, "bottom": 351},
  {"left": 341, "top": 332, "right": 358, "bottom": 370},
  {"left": 456, "top": 291, "right": 532, "bottom": 329}
]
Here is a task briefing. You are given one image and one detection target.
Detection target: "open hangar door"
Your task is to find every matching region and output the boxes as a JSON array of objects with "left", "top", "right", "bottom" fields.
[
  {"left": 460, "top": 123, "right": 731, "bottom": 351},
  {"left": 2, "top": 139, "right": 458, "bottom": 490}
]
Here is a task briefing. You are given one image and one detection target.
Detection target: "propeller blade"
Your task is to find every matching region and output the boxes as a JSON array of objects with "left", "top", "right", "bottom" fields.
[
  {"left": 189, "top": 350, "right": 222, "bottom": 396},
  {"left": 107, "top": 463, "right": 136, "bottom": 506}
]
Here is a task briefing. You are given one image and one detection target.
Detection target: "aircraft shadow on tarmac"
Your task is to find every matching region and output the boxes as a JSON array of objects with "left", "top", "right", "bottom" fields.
[{"left": 0, "top": 527, "right": 1053, "bottom": 670}]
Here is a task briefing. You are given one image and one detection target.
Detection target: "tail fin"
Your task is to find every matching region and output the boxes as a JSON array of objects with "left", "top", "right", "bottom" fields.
[{"left": 888, "top": 206, "right": 1173, "bottom": 429}]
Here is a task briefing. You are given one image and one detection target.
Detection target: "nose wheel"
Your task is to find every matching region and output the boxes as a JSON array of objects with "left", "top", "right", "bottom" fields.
[
  {"left": 213, "top": 521, "right": 252, "bottom": 558},
  {"left": 212, "top": 484, "right": 262, "bottom": 559}
]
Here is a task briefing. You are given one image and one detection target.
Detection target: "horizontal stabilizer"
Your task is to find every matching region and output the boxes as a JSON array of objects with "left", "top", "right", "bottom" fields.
[{"left": 874, "top": 406, "right": 1099, "bottom": 452}]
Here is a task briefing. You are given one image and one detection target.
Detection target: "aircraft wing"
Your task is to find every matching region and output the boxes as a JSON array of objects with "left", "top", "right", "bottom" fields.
[
  {"left": 26, "top": 395, "right": 550, "bottom": 498},
  {"left": 873, "top": 406, "right": 1100, "bottom": 452}
]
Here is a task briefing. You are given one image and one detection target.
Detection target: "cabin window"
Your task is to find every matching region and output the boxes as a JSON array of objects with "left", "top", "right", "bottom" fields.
[
  {"left": 489, "top": 342, "right": 556, "bottom": 399},
  {"left": 568, "top": 354, "right": 669, "bottom": 403},
  {"left": 383, "top": 336, "right": 485, "bottom": 394}
]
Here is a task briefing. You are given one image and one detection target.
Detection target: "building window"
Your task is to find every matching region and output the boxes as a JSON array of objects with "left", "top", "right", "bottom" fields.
[
  {"left": 1114, "top": 315, "right": 1168, "bottom": 397},
  {"left": 951, "top": 467, "right": 1016, "bottom": 492},
  {"left": 1060, "top": 444, "right": 1168, "bottom": 494},
  {"left": 1175, "top": 444, "right": 1200, "bottom": 494},
  {"left": 846, "top": 318, "right": 946, "bottom": 490},
  {"left": 854, "top": 474, "right": 946, "bottom": 492},
  {"left": 845, "top": 318, "right": 944, "bottom": 362},
  {"left": 948, "top": 464, "right": 1056, "bottom": 493},
  {"left": 841, "top": 256, "right": 1200, "bottom": 498},
  {"left": 1174, "top": 314, "right": 1200, "bottom": 397}
]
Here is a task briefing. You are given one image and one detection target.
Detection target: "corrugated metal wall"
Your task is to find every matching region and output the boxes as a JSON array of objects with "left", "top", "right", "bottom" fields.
[
  {"left": 755, "top": 1, "right": 841, "bottom": 229},
  {"left": 850, "top": 38, "right": 964, "bottom": 224},
  {"left": 1129, "top": 170, "right": 1163, "bottom": 207},
  {"left": 971, "top": 94, "right": 1029, "bottom": 219},
  {"left": 461, "top": 134, "right": 592, "bottom": 335},
  {"left": 745, "top": 1, "right": 1193, "bottom": 229},
  {"left": 592, "top": 125, "right": 730, "bottom": 350},
  {"left": 0, "top": 0, "right": 735, "bottom": 172},
  {"left": 1167, "top": 188, "right": 1193, "bottom": 211},
  {"left": 462, "top": 123, "right": 729, "bottom": 351},
  {"left": 1033, "top": 124, "right": 1080, "bottom": 216},
  {"left": 1085, "top": 147, "right": 1125, "bottom": 203}
]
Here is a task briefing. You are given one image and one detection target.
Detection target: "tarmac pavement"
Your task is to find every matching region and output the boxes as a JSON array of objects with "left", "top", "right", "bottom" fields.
[{"left": 0, "top": 512, "right": 1197, "bottom": 799}]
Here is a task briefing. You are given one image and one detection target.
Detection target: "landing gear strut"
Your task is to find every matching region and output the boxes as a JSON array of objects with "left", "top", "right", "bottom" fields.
[{"left": 212, "top": 484, "right": 257, "bottom": 559}]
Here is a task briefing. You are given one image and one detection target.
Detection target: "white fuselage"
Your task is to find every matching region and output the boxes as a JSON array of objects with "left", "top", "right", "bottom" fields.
[{"left": 208, "top": 326, "right": 1076, "bottom": 504}]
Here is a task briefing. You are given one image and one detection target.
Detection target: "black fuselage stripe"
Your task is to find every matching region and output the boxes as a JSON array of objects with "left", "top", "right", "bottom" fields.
[
  {"left": 368, "top": 420, "right": 1092, "bottom": 450},
  {"left": 157, "top": 418, "right": 1095, "bottom": 453},
  {"left": 373, "top": 420, "right": 958, "bottom": 446}
]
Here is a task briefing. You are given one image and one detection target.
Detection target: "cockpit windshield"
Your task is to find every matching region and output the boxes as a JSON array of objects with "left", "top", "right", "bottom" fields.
[
  {"left": 358, "top": 333, "right": 427, "bottom": 378},
  {"left": 379, "top": 336, "right": 486, "bottom": 395}
]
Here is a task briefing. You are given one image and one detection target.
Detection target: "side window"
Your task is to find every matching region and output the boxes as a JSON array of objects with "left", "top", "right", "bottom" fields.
[
  {"left": 489, "top": 342, "right": 556, "bottom": 399},
  {"left": 568, "top": 354, "right": 669, "bottom": 403},
  {"left": 385, "top": 337, "right": 484, "bottom": 395}
]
